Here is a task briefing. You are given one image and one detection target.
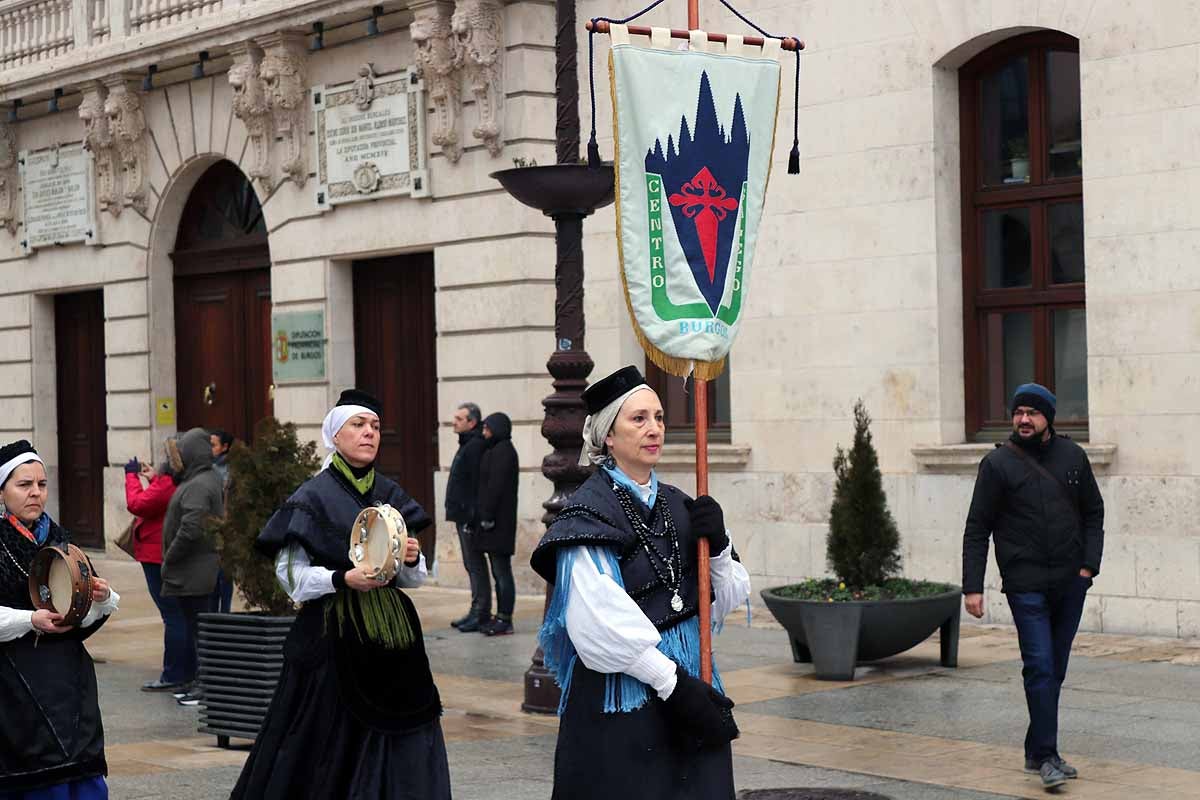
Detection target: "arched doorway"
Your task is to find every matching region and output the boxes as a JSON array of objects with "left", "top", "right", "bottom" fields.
[{"left": 171, "top": 161, "right": 273, "bottom": 444}]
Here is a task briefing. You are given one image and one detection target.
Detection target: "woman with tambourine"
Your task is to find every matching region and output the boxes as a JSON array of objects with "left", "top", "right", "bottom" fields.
[
  {"left": 231, "top": 390, "right": 449, "bottom": 800},
  {"left": 0, "top": 439, "right": 120, "bottom": 798}
]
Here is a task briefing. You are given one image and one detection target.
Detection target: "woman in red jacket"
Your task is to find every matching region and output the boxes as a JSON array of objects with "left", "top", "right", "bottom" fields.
[{"left": 124, "top": 456, "right": 189, "bottom": 692}]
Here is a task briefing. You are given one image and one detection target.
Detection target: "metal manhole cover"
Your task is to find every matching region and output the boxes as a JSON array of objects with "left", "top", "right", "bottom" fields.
[{"left": 738, "top": 791, "right": 893, "bottom": 800}]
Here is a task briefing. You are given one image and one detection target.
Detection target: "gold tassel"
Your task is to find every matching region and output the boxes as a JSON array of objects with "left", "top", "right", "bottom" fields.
[{"left": 607, "top": 51, "right": 730, "bottom": 384}]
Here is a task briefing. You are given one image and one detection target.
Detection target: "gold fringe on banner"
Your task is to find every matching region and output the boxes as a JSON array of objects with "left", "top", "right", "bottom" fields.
[{"left": 607, "top": 50, "right": 729, "bottom": 383}]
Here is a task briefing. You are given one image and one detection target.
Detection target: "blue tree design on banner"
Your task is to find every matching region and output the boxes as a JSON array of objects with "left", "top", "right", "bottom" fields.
[{"left": 645, "top": 70, "right": 751, "bottom": 314}]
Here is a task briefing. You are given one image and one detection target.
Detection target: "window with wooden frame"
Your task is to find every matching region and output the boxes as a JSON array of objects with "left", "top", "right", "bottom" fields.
[
  {"left": 959, "top": 32, "right": 1086, "bottom": 440},
  {"left": 644, "top": 359, "right": 731, "bottom": 443}
]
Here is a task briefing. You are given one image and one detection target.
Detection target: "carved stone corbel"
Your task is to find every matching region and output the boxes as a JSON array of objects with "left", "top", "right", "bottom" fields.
[
  {"left": 452, "top": 0, "right": 504, "bottom": 157},
  {"left": 104, "top": 79, "right": 149, "bottom": 215},
  {"left": 258, "top": 31, "right": 309, "bottom": 188},
  {"left": 0, "top": 122, "right": 17, "bottom": 234},
  {"left": 79, "top": 82, "right": 120, "bottom": 216},
  {"left": 228, "top": 41, "right": 273, "bottom": 191},
  {"left": 411, "top": 0, "right": 463, "bottom": 163}
]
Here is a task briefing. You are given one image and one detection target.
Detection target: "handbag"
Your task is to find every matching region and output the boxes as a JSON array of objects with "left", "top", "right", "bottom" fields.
[{"left": 114, "top": 519, "right": 137, "bottom": 559}]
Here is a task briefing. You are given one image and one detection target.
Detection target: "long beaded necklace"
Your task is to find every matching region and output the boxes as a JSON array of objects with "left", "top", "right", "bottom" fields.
[{"left": 613, "top": 484, "right": 686, "bottom": 613}]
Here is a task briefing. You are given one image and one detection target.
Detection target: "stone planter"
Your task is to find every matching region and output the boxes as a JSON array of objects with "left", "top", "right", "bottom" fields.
[
  {"left": 196, "top": 612, "right": 294, "bottom": 747},
  {"left": 760, "top": 586, "right": 962, "bottom": 681}
]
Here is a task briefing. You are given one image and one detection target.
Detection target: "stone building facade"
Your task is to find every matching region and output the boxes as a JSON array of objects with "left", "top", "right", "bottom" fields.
[{"left": 0, "top": 0, "right": 1196, "bottom": 637}]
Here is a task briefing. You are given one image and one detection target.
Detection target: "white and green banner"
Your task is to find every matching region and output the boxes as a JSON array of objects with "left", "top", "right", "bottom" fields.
[{"left": 611, "top": 32, "right": 781, "bottom": 378}]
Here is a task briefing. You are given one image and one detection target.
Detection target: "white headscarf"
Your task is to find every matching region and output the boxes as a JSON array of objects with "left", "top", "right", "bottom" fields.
[
  {"left": 321, "top": 404, "right": 379, "bottom": 468},
  {"left": 0, "top": 452, "right": 43, "bottom": 489},
  {"left": 577, "top": 384, "right": 653, "bottom": 467}
]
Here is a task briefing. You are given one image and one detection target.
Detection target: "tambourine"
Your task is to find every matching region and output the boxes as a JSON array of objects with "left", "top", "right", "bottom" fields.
[
  {"left": 28, "top": 543, "right": 95, "bottom": 627},
  {"left": 349, "top": 504, "right": 408, "bottom": 584}
]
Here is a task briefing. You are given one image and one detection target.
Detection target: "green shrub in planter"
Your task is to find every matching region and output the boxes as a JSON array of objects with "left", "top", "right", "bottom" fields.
[
  {"left": 199, "top": 417, "right": 319, "bottom": 747},
  {"left": 211, "top": 417, "right": 320, "bottom": 615},
  {"left": 760, "top": 400, "right": 962, "bottom": 678}
]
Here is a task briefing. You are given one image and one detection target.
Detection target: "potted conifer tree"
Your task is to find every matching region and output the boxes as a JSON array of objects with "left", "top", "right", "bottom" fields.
[
  {"left": 761, "top": 400, "right": 962, "bottom": 680},
  {"left": 196, "top": 417, "right": 319, "bottom": 747}
]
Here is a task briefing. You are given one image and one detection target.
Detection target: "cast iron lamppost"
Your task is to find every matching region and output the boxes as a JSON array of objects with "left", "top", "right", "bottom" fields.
[{"left": 491, "top": 0, "right": 614, "bottom": 713}]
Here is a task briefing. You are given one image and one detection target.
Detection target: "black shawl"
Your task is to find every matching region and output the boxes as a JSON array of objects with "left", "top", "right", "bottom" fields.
[{"left": 0, "top": 517, "right": 107, "bottom": 792}]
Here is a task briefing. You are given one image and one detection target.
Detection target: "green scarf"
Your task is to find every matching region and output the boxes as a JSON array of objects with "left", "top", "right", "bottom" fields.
[{"left": 331, "top": 451, "right": 375, "bottom": 495}]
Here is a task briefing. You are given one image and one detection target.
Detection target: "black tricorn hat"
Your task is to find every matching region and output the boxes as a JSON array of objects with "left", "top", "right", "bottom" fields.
[
  {"left": 336, "top": 388, "right": 382, "bottom": 417},
  {"left": 581, "top": 366, "right": 646, "bottom": 415}
]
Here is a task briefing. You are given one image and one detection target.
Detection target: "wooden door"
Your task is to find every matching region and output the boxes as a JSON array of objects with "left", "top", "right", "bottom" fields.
[
  {"left": 55, "top": 291, "right": 107, "bottom": 548},
  {"left": 174, "top": 269, "right": 272, "bottom": 444},
  {"left": 353, "top": 255, "right": 439, "bottom": 557}
]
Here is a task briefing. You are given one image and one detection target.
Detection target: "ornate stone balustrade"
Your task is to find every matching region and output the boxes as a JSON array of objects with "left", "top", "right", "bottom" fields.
[{"left": 0, "top": 0, "right": 364, "bottom": 97}]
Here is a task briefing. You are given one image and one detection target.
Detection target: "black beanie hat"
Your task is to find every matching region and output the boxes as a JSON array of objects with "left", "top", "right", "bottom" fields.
[{"left": 1012, "top": 383, "right": 1057, "bottom": 426}]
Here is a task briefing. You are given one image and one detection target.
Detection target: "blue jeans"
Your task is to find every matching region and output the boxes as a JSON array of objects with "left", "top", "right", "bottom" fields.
[
  {"left": 1006, "top": 573, "right": 1092, "bottom": 762},
  {"left": 211, "top": 567, "right": 233, "bottom": 614},
  {"left": 141, "top": 563, "right": 191, "bottom": 684}
]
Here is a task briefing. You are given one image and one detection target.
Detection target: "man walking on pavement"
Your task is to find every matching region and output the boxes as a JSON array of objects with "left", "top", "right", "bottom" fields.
[
  {"left": 446, "top": 402, "right": 491, "bottom": 632},
  {"left": 962, "top": 383, "right": 1104, "bottom": 792}
]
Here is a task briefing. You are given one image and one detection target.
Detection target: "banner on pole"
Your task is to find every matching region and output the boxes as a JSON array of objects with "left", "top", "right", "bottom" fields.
[{"left": 611, "top": 34, "right": 781, "bottom": 379}]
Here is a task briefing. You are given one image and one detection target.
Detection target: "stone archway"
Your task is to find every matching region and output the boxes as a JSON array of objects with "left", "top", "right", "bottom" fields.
[{"left": 170, "top": 160, "right": 273, "bottom": 444}]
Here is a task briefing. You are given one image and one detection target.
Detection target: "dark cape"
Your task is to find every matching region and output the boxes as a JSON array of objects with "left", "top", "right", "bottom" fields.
[
  {"left": 230, "top": 467, "right": 450, "bottom": 800},
  {"left": 0, "top": 517, "right": 109, "bottom": 793},
  {"left": 531, "top": 470, "right": 735, "bottom": 800}
]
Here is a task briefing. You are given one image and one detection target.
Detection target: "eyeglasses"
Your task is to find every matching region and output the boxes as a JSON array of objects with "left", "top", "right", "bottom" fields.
[{"left": 1012, "top": 407, "right": 1043, "bottom": 420}]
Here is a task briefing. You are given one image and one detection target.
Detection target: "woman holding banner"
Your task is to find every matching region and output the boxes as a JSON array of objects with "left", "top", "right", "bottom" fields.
[{"left": 530, "top": 365, "right": 751, "bottom": 800}]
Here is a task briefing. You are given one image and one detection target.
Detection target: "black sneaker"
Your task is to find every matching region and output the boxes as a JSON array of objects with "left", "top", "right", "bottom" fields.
[
  {"left": 450, "top": 613, "right": 474, "bottom": 629},
  {"left": 457, "top": 615, "right": 488, "bottom": 633},
  {"left": 484, "top": 618, "right": 513, "bottom": 637},
  {"left": 176, "top": 692, "right": 202, "bottom": 707},
  {"left": 142, "top": 679, "right": 185, "bottom": 693},
  {"left": 171, "top": 682, "right": 195, "bottom": 699},
  {"left": 1039, "top": 761, "right": 1068, "bottom": 790},
  {"left": 1025, "top": 755, "right": 1078, "bottom": 779}
]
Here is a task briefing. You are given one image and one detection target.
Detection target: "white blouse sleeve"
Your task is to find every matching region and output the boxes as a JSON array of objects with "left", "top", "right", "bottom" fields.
[
  {"left": 565, "top": 546, "right": 679, "bottom": 699},
  {"left": 275, "top": 542, "right": 335, "bottom": 602},
  {"left": 78, "top": 587, "right": 120, "bottom": 629},
  {"left": 394, "top": 553, "right": 427, "bottom": 588},
  {"left": 710, "top": 538, "right": 752, "bottom": 626},
  {"left": 0, "top": 606, "right": 33, "bottom": 643}
]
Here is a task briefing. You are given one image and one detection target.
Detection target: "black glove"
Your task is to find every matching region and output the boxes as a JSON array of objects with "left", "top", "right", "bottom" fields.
[
  {"left": 123, "top": 457, "right": 141, "bottom": 475},
  {"left": 685, "top": 495, "right": 729, "bottom": 554},
  {"left": 661, "top": 665, "right": 738, "bottom": 749}
]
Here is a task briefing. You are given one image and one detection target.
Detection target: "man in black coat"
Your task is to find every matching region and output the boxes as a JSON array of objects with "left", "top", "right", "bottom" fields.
[
  {"left": 477, "top": 412, "right": 519, "bottom": 636},
  {"left": 446, "top": 402, "right": 490, "bottom": 631},
  {"left": 962, "top": 383, "right": 1104, "bottom": 791}
]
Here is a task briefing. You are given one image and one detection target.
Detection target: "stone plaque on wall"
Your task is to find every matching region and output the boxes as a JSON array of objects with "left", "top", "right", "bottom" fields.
[
  {"left": 18, "top": 143, "right": 97, "bottom": 253},
  {"left": 272, "top": 309, "right": 326, "bottom": 383},
  {"left": 312, "top": 65, "right": 430, "bottom": 210}
]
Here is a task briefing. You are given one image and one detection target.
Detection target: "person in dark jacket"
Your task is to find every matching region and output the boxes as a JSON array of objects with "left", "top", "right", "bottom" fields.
[
  {"left": 445, "top": 402, "right": 490, "bottom": 632},
  {"left": 124, "top": 452, "right": 187, "bottom": 692},
  {"left": 160, "top": 427, "right": 225, "bottom": 707},
  {"left": 476, "top": 412, "right": 520, "bottom": 636},
  {"left": 0, "top": 439, "right": 120, "bottom": 798},
  {"left": 962, "top": 383, "right": 1104, "bottom": 791}
]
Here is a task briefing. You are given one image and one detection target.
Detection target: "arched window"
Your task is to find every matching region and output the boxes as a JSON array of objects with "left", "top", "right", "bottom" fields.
[{"left": 959, "top": 32, "right": 1085, "bottom": 439}]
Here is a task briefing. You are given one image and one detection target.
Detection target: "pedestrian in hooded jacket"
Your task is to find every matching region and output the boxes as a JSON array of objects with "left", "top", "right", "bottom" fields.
[
  {"left": 160, "top": 427, "right": 225, "bottom": 706},
  {"left": 476, "top": 412, "right": 519, "bottom": 636}
]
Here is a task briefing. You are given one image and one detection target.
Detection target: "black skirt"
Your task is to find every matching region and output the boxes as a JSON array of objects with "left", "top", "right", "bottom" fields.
[
  {"left": 552, "top": 660, "right": 735, "bottom": 800},
  {"left": 230, "top": 654, "right": 450, "bottom": 800},
  {"left": 230, "top": 597, "right": 449, "bottom": 800}
]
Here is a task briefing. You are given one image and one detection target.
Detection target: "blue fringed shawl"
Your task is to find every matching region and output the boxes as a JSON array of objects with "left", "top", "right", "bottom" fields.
[{"left": 539, "top": 545, "right": 725, "bottom": 715}]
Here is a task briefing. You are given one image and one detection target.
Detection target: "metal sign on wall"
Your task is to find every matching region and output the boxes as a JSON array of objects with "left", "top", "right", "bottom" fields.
[
  {"left": 18, "top": 143, "right": 98, "bottom": 254},
  {"left": 272, "top": 310, "right": 327, "bottom": 383},
  {"left": 312, "top": 64, "right": 430, "bottom": 210}
]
